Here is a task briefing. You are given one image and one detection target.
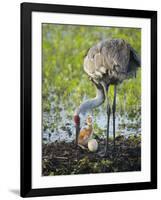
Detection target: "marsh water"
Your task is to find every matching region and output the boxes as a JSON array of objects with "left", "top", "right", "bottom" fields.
[{"left": 42, "top": 94, "right": 141, "bottom": 143}]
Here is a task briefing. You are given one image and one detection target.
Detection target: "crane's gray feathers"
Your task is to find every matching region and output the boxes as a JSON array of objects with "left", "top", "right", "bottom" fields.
[{"left": 84, "top": 39, "right": 140, "bottom": 86}]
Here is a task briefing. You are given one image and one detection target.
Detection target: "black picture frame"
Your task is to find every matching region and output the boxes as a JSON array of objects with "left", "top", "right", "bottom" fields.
[{"left": 20, "top": 2, "right": 157, "bottom": 197}]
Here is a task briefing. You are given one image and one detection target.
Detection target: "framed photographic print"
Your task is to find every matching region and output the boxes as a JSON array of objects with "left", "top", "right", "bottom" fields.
[{"left": 21, "top": 2, "right": 157, "bottom": 197}]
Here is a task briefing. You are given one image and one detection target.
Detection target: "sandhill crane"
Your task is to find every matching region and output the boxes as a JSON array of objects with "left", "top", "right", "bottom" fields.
[{"left": 74, "top": 39, "right": 140, "bottom": 155}]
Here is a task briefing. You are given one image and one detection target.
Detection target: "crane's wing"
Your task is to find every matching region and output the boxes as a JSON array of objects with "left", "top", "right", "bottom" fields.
[
  {"left": 84, "top": 39, "right": 138, "bottom": 83},
  {"left": 101, "top": 39, "right": 130, "bottom": 72}
]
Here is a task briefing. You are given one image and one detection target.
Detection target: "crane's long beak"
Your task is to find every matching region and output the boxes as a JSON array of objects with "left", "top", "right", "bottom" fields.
[
  {"left": 75, "top": 124, "right": 80, "bottom": 146},
  {"left": 74, "top": 115, "right": 80, "bottom": 146}
]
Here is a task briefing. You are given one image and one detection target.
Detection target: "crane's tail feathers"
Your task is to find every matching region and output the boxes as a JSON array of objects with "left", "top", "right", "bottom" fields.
[{"left": 130, "top": 46, "right": 141, "bottom": 67}]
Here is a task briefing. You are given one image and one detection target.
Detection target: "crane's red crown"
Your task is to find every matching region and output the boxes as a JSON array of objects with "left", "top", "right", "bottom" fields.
[{"left": 74, "top": 115, "right": 80, "bottom": 125}]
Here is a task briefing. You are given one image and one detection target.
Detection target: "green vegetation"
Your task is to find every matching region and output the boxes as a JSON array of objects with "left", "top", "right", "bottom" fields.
[
  {"left": 42, "top": 24, "right": 141, "bottom": 175},
  {"left": 42, "top": 24, "right": 141, "bottom": 132}
]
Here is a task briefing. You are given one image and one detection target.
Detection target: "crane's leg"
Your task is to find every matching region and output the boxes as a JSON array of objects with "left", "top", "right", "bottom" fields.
[
  {"left": 112, "top": 85, "right": 117, "bottom": 148},
  {"left": 105, "top": 99, "right": 111, "bottom": 156}
]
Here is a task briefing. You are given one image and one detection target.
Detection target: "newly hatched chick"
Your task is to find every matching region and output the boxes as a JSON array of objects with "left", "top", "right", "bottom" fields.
[{"left": 78, "top": 115, "right": 93, "bottom": 147}]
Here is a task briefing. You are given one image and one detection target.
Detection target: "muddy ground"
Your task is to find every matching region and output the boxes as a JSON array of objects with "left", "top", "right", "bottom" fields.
[{"left": 42, "top": 135, "right": 141, "bottom": 176}]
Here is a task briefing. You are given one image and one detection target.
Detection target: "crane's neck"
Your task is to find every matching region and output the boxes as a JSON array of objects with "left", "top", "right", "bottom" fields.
[{"left": 75, "top": 83, "right": 106, "bottom": 116}]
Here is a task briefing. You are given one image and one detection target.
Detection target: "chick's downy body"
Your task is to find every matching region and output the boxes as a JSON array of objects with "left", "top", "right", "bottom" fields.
[{"left": 78, "top": 116, "right": 93, "bottom": 146}]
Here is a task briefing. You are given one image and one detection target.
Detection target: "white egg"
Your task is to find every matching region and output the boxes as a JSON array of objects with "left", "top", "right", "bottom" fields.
[{"left": 88, "top": 139, "right": 98, "bottom": 152}]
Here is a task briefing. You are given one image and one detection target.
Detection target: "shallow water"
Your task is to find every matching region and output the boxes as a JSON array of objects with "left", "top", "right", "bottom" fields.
[{"left": 43, "top": 102, "right": 141, "bottom": 143}]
